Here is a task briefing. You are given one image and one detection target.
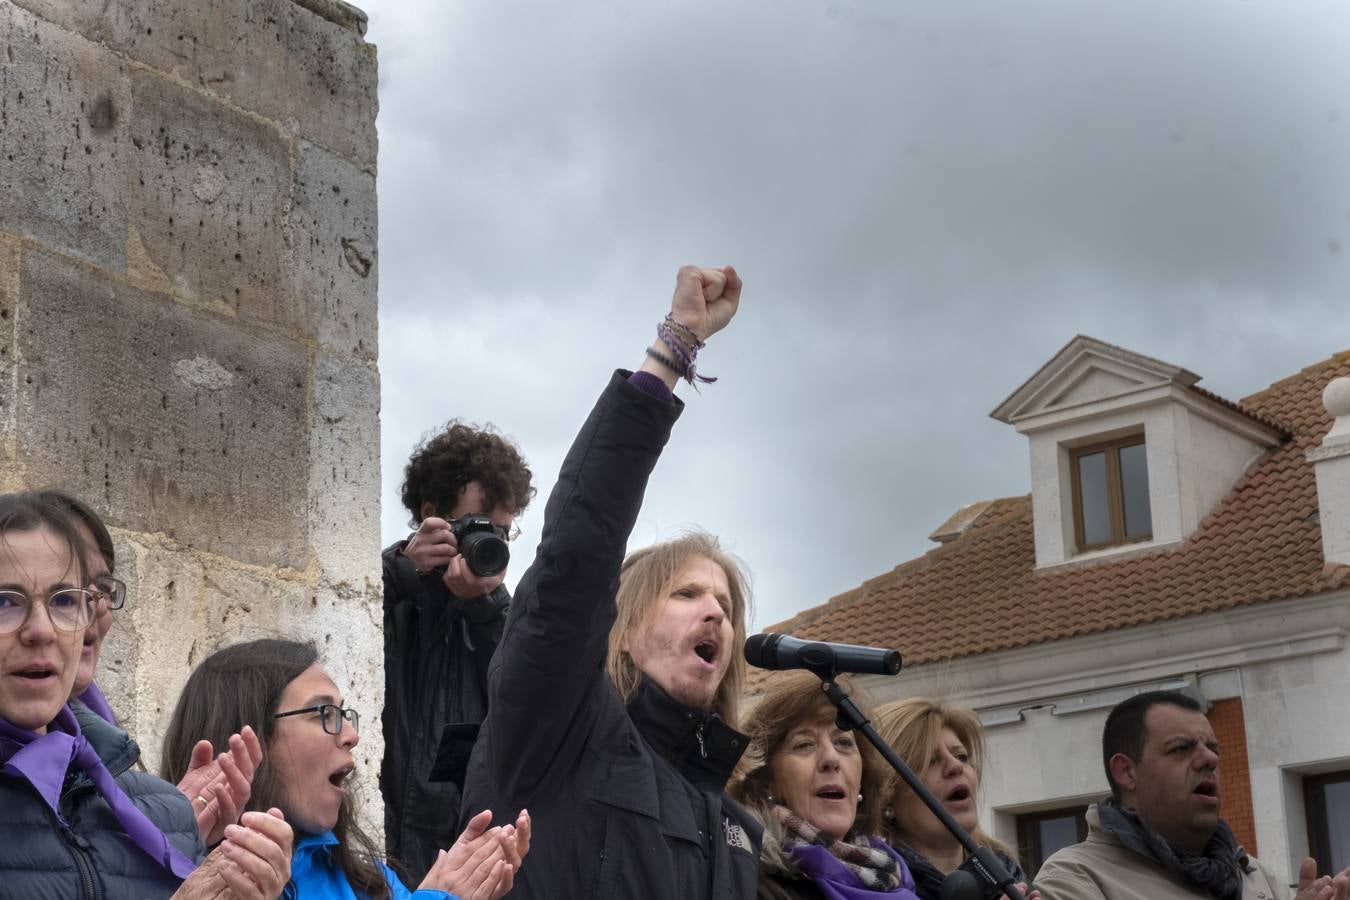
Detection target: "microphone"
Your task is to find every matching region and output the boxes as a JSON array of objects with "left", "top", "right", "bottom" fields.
[{"left": 744, "top": 633, "right": 902, "bottom": 677}]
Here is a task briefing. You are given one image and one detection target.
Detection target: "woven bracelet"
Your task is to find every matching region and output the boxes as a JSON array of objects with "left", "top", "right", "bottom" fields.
[
  {"left": 655, "top": 323, "right": 717, "bottom": 388},
  {"left": 663, "top": 314, "right": 705, "bottom": 350},
  {"left": 645, "top": 346, "right": 688, "bottom": 377}
]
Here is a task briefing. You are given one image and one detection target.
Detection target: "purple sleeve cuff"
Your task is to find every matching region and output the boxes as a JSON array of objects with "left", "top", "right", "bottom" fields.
[{"left": 627, "top": 370, "right": 675, "bottom": 403}]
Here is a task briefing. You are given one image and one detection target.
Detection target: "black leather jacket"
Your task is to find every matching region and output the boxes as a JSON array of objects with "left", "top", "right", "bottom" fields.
[{"left": 461, "top": 371, "right": 763, "bottom": 900}]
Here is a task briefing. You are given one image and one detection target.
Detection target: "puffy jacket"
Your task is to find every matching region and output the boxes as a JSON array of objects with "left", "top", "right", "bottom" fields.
[
  {"left": 0, "top": 702, "right": 205, "bottom": 899},
  {"left": 461, "top": 371, "right": 764, "bottom": 900},
  {"left": 1035, "top": 805, "right": 1288, "bottom": 900},
  {"left": 380, "top": 537, "right": 510, "bottom": 886}
]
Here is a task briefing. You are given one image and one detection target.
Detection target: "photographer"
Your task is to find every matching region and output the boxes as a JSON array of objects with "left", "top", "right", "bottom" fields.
[{"left": 381, "top": 423, "right": 535, "bottom": 887}]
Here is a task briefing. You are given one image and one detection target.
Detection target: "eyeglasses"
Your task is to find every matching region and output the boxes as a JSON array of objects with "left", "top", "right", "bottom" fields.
[
  {"left": 504, "top": 522, "right": 522, "bottom": 543},
  {"left": 0, "top": 588, "right": 97, "bottom": 635},
  {"left": 272, "top": 703, "right": 360, "bottom": 736},
  {"left": 91, "top": 574, "right": 127, "bottom": 611}
]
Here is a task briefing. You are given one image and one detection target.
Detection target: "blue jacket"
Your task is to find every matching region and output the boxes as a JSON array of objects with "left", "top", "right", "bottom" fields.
[{"left": 285, "top": 831, "right": 457, "bottom": 899}]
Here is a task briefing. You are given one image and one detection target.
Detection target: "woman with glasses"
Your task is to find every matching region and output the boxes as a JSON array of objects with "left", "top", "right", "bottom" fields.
[
  {"left": 162, "top": 638, "right": 529, "bottom": 900},
  {"left": 0, "top": 492, "right": 292, "bottom": 899},
  {"left": 33, "top": 489, "right": 123, "bottom": 724},
  {"left": 38, "top": 489, "right": 263, "bottom": 850}
]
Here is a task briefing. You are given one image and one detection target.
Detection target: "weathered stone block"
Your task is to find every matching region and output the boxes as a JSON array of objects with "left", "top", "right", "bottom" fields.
[
  {"left": 289, "top": 142, "right": 378, "bottom": 357},
  {"left": 11, "top": 0, "right": 377, "bottom": 169},
  {"left": 126, "top": 71, "right": 296, "bottom": 328},
  {"left": 309, "top": 351, "right": 380, "bottom": 588},
  {"left": 307, "top": 575, "right": 383, "bottom": 792},
  {"left": 16, "top": 249, "right": 311, "bottom": 569},
  {"left": 0, "top": 234, "right": 18, "bottom": 488},
  {"left": 106, "top": 537, "right": 312, "bottom": 772},
  {"left": 0, "top": 3, "right": 128, "bottom": 269}
]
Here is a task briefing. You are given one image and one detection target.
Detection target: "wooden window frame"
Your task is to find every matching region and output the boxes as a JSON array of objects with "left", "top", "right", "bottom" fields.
[
  {"left": 1070, "top": 434, "right": 1152, "bottom": 551},
  {"left": 1016, "top": 805, "right": 1090, "bottom": 877},
  {"left": 1304, "top": 770, "right": 1350, "bottom": 877}
]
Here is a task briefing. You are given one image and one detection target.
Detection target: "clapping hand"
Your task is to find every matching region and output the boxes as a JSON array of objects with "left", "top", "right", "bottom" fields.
[
  {"left": 172, "top": 808, "right": 292, "bottom": 900},
  {"left": 1295, "top": 858, "right": 1350, "bottom": 900},
  {"left": 177, "top": 726, "right": 263, "bottom": 846},
  {"left": 419, "top": 809, "right": 532, "bottom": 900}
]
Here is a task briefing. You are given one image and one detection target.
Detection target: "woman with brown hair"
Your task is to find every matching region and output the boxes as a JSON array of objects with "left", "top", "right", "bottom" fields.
[
  {"left": 733, "top": 671, "right": 921, "bottom": 900},
  {"left": 162, "top": 639, "right": 528, "bottom": 900},
  {"left": 873, "top": 698, "right": 1038, "bottom": 900},
  {"left": 0, "top": 491, "right": 290, "bottom": 899}
]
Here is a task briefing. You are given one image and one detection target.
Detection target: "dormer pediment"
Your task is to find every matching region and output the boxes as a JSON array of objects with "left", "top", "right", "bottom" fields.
[
  {"left": 991, "top": 335, "right": 1284, "bottom": 570},
  {"left": 991, "top": 335, "right": 1199, "bottom": 427}
]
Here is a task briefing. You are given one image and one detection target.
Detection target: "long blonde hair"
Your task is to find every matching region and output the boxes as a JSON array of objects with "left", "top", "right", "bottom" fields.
[
  {"left": 873, "top": 697, "right": 1014, "bottom": 860},
  {"left": 606, "top": 531, "right": 751, "bottom": 726}
]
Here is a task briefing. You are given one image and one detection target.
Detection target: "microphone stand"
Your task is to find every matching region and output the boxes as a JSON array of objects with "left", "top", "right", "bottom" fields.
[{"left": 812, "top": 672, "right": 1028, "bottom": 900}]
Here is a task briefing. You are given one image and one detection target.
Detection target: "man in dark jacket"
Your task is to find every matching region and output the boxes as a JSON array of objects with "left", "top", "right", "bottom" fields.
[
  {"left": 462, "top": 264, "right": 762, "bottom": 899},
  {"left": 381, "top": 422, "right": 534, "bottom": 886}
]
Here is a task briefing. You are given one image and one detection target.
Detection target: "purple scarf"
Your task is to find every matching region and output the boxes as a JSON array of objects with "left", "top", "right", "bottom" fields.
[
  {"left": 0, "top": 705, "right": 196, "bottom": 879},
  {"left": 790, "top": 840, "right": 922, "bottom": 900}
]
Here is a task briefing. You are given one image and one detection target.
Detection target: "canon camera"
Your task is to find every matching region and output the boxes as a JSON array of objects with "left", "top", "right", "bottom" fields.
[{"left": 449, "top": 515, "right": 510, "bottom": 578}]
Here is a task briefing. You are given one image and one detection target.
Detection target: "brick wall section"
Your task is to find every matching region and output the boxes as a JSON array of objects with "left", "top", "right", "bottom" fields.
[{"left": 1209, "top": 697, "right": 1257, "bottom": 854}]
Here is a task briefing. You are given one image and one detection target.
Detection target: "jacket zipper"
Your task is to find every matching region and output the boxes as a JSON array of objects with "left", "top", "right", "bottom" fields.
[
  {"left": 695, "top": 719, "right": 708, "bottom": 758},
  {"left": 61, "top": 822, "right": 102, "bottom": 900},
  {"left": 4, "top": 773, "right": 103, "bottom": 900}
]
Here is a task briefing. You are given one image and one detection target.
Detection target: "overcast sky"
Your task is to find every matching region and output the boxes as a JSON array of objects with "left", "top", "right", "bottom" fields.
[{"left": 360, "top": 0, "right": 1350, "bottom": 633}]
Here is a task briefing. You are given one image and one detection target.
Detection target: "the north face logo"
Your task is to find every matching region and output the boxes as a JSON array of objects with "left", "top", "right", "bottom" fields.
[{"left": 722, "top": 817, "right": 752, "bottom": 852}]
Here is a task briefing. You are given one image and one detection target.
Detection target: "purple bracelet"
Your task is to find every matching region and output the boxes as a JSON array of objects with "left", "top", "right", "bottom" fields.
[{"left": 656, "top": 322, "right": 717, "bottom": 387}]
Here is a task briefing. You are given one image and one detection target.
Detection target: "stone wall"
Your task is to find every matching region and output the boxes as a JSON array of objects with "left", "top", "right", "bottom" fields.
[{"left": 0, "top": 0, "right": 382, "bottom": 820}]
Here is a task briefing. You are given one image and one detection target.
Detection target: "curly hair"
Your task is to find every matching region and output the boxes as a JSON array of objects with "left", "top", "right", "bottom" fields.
[{"left": 399, "top": 420, "right": 535, "bottom": 525}]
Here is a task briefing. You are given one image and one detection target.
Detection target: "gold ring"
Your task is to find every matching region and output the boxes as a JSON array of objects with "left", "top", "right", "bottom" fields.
[{"left": 196, "top": 795, "right": 208, "bottom": 806}]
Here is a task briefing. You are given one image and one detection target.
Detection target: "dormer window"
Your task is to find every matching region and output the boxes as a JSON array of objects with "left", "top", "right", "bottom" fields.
[
  {"left": 1071, "top": 435, "right": 1151, "bottom": 550},
  {"left": 990, "top": 336, "right": 1284, "bottom": 569}
]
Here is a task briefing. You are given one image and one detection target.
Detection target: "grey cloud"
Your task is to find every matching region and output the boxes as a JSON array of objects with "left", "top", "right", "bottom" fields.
[{"left": 364, "top": 0, "right": 1350, "bottom": 630}]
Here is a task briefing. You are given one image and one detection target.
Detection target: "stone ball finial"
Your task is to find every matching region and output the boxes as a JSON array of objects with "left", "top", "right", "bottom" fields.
[{"left": 1325, "top": 377, "right": 1350, "bottom": 420}]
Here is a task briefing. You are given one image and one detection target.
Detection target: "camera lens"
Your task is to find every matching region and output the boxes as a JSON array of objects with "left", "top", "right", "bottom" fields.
[{"left": 460, "top": 531, "right": 509, "bottom": 577}]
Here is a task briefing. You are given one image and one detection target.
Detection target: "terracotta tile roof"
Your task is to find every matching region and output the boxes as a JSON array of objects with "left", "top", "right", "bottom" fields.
[{"left": 762, "top": 351, "right": 1350, "bottom": 676}]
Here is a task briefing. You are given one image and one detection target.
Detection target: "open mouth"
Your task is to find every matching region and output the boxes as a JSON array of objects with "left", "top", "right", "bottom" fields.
[
  {"left": 328, "top": 764, "right": 354, "bottom": 788},
  {"left": 945, "top": 785, "right": 972, "bottom": 803},
  {"left": 694, "top": 641, "right": 718, "bottom": 665},
  {"left": 1193, "top": 781, "right": 1219, "bottom": 799},
  {"left": 815, "top": 785, "right": 847, "bottom": 801},
  {"left": 14, "top": 666, "right": 55, "bottom": 681}
]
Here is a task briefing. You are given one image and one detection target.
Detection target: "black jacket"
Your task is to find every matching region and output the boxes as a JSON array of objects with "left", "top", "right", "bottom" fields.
[
  {"left": 892, "top": 841, "right": 1029, "bottom": 900},
  {"left": 757, "top": 871, "right": 827, "bottom": 900},
  {"left": 380, "top": 539, "right": 510, "bottom": 886},
  {"left": 461, "top": 371, "right": 764, "bottom": 900},
  {"left": 0, "top": 703, "right": 205, "bottom": 898}
]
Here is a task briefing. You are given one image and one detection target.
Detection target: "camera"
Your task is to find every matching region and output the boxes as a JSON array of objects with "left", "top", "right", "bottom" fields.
[{"left": 449, "top": 515, "right": 510, "bottom": 577}]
